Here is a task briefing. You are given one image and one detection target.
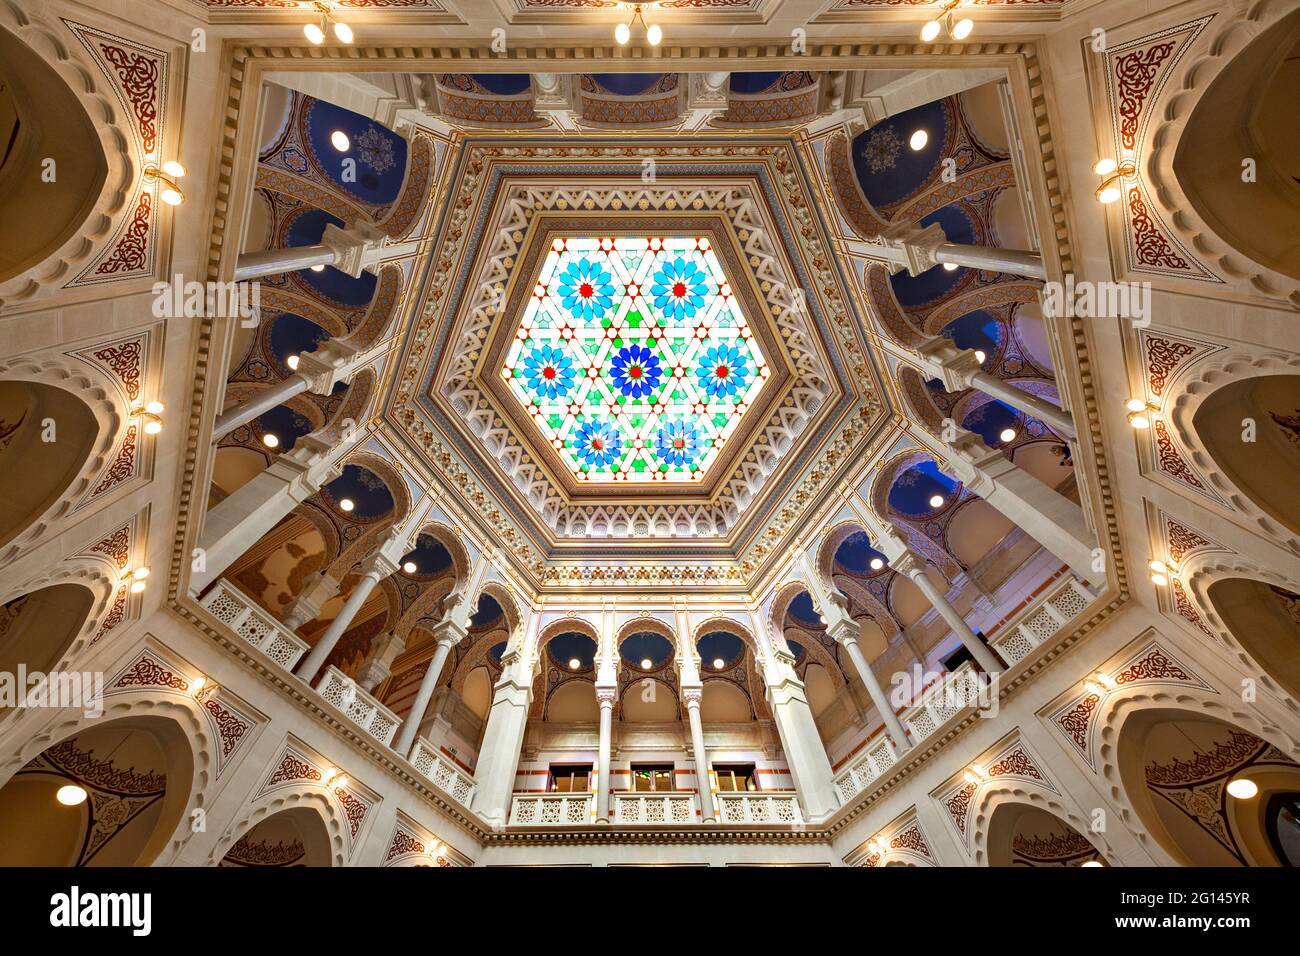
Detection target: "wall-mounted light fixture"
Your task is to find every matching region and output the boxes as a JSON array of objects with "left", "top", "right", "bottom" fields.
[
  {"left": 1125, "top": 398, "right": 1157, "bottom": 430},
  {"left": 920, "top": 1, "right": 974, "bottom": 42},
  {"left": 1094, "top": 157, "right": 1137, "bottom": 204},
  {"left": 304, "top": 1, "right": 353, "bottom": 45},
  {"left": 143, "top": 163, "right": 186, "bottom": 206},
  {"left": 615, "top": 1, "right": 663, "bottom": 47}
]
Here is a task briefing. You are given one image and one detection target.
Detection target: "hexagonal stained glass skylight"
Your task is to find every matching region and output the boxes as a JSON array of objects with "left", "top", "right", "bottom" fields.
[{"left": 501, "top": 236, "right": 769, "bottom": 484}]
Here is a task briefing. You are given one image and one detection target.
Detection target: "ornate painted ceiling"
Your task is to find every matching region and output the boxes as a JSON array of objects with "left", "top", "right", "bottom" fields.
[{"left": 383, "top": 132, "right": 891, "bottom": 582}]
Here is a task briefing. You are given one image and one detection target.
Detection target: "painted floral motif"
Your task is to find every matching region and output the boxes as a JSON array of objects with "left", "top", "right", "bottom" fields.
[
  {"left": 501, "top": 236, "right": 768, "bottom": 482},
  {"left": 523, "top": 345, "right": 576, "bottom": 400},
  {"left": 574, "top": 419, "right": 622, "bottom": 468},
  {"left": 860, "top": 126, "right": 901, "bottom": 174},
  {"left": 355, "top": 125, "right": 396, "bottom": 174},
  {"left": 650, "top": 257, "right": 710, "bottom": 321},
  {"left": 696, "top": 344, "right": 749, "bottom": 399},
  {"left": 610, "top": 344, "right": 663, "bottom": 399},
  {"left": 655, "top": 420, "right": 703, "bottom": 467},
  {"left": 557, "top": 257, "right": 616, "bottom": 322}
]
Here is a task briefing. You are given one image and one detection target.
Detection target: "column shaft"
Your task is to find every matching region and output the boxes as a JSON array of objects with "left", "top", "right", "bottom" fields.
[
  {"left": 393, "top": 635, "right": 458, "bottom": 757},
  {"left": 470, "top": 671, "right": 533, "bottom": 827},
  {"left": 686, "top": 698, "right": 716, "bottom": 822},
  {"left": 907, "top": 569, "right": 1004, "bottom": 673},
  {"left": 596, "top": 692, "right": 614, "bottom": 823},
  {"left": 764, "top": 667, "right": 840, "bottom": 820},
  {"left": 234, "top": 244, "right": 336, "bottom": 281},
  {"left": 842, "top": 637, "right": 913, "bottom": 750},
  {"left": 933, "top": 243, "right": 1046, "bottom": 280},
  {"left": 296, "top": 569, "right": 383, "bottom": 683},
  {"left": 970, "top": 371, "right": 1076, "bottom": 440},
  {"left": 213, "top": 375, "right": 310, "bottom": 441}
]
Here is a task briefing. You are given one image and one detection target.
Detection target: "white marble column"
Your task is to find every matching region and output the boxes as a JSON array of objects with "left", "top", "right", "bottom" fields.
[
  {"left": 296, "top": 553, "right": 398, "bottom": 683},
  {"left": 682, "top": 686, "right": 716, "bottom": 822},
  {"left": 941, "top": 431, "right": 1097, "bottom": 585},
  {"left": 916, "top": 337, "right": 1076, "bottom": 440},
  {"left": 760, "top": 649, "right": 840, "bottom": 820},
  {"left": 891, "top": 550, "right": 1004, "bottom": 674},
  {"left": 356, "top": 630, "right": 406, "bottom": 692},
  {"left": 470, "top": 647, "right": 535, "bottom": 827},
  {"left": 190, "top": 435, "right": 345, "bottom": 594},
  {"left": 827, "top": 618, "right": 913, "bottom": 751},
  {"left": 595, "top": 684, "right": 616, "bottom": 823},
  {"left": 393, "top": 618, "right": 467, "bottom": 757},
  {"left": 213, "top": 344, "right": 361, "bottom": 441}
]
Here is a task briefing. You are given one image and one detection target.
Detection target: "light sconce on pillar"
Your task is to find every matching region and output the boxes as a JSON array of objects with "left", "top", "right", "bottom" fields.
[
  {"left": 1094, "top": 157, "right": 1137, "bottom": 204},
  {"left": 615, "top": 1, "right": 663, "bottom": 46},
  {"left": 143, "top": 163, "right": 186, "bottom": 206},
  {"left": 133, "top": 400, "right": 165, "bottom": 436},
  {"left": 125, "top": 566, "right": 150, "bottom": 594},
  {"left": 920, "top": 1, "right": 974, "bottom": 42},
  {"left": 188, "top": 674, "right": 219, "bottom": 702},
  {"left": 304, "top": 2, "right": 354, "bottom": 45},
  {"left": 962, "top": 764, "right": 988, "bottom": 786},
  {"left": 1083, "top": 672, "right": 1116, "bottom": 696},
  {"left": 322, "top": 767, "right": 348, "bottom": 790},
  {"left": 1149, "top": 559, "right": 1173, "bottom": 587},
  {"left": 1125, "top": 398, "right": 1157, "bottom": 430}
]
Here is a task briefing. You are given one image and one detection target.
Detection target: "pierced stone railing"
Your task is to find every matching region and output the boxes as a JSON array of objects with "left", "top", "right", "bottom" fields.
[
  {"left": 198, "top": 579, "right": 308, "bottom": 670},
  {"left": 988, "top": 576, "right": 1094, "bottom": 665},
  {"left": 833, "top": 576, "right": 1095, "bottom": 803},
  {"left": 508, "top": 792, "right": 594, "bottom": 826},
  {"left": 613, "top": 791, "right": 698, "bottom": 825},
  {"left": 409, "top": 737, "right": 476, "bottom": 809},
  {"left": 317, "top": 665, "right": 401, "bottom": 747},
  {"left": 715, "top": 791, "right": 803, "bottom": 825}
]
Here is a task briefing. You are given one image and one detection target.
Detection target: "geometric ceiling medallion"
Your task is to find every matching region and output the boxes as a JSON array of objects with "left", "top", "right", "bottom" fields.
[{"left": 501, "top": 234, "right": 769, "bottom": 485}]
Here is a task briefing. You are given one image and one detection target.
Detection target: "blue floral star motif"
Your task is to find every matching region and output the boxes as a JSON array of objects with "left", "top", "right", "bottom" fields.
[
  {"left": 695, "top": 344, "right": 749, "bottom": 400},
  {"left": 650, "top": 257, "right": 710, "bottom": 322},
  {"left": 610, "top": 344, "right": 663, "bottom": 400},
  {"left": 556, "top": 258, "right": 615, "bottom": 322},
  {"left": 574, "top": 419, "right": 622, "bottom": 469},
  {"left": 522, "top": 345, "right": 575, "bottom": 401},
  {"left": 654, "top": 420, "right": 702, "bottom": 468}
]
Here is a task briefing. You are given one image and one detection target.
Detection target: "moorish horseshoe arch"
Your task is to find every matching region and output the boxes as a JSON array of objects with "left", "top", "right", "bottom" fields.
[
  {"left": 967, "top": 785, "right": 1117, "bottom": 868},
  {"left": 206, "top": 786, "right": 347, "bottom": 868},
  {"left": 0, "top": 354, "right": 131, "bottom": 567},
  {"left": 0, "top": 8, "right": 138, "bottom": 304}
]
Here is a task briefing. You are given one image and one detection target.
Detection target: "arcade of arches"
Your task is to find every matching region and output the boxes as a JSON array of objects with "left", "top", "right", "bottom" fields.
[{"left": 0, "top": 0, "right": 1298, "bottom": 870}]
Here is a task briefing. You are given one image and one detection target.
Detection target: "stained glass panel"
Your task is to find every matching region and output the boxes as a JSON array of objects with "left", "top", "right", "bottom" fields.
[{"left": 502, "top": 236, "right": 769, "bottom": 483}]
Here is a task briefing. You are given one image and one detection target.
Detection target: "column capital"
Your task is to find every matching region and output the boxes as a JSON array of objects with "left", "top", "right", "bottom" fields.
[
  {"left": 825, "top": 616, "right": 861, "bottom": 647},
  {"left": 880, "top": 220, "right": 948, "bottom": 277},
  {"left": 595, "top": 684, "right": 617, "bottom": 707},
  {"left": 430, "top": 617, "right": 469, "bottom": 647},
  {"left": 890, "top": 549, "right": 929, "bottom": 580},
  {"left": 681, "top": 685, "right": 704, "bottom": 708},
  {"left": 916, "top": 336, "right": 981, "bottom": 392},
  {"left": 360, "top": 550, "right": 401, "bottom": 580},
  {"left": 294, "top": 342, "right": 360, "bottom": 395},
  {"left": 321, "top": 220, "right": 388, "bottom": 278}
]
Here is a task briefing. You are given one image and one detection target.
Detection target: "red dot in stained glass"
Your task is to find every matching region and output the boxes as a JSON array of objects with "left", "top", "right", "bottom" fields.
[
  {"left": 673, "top": 282, "right": 687, "bottom": 298},
  {"left": 543, "top": 367, "right": 556, "bottom": 380},
  {"left": 591, "top": 439, "right": 604, "bottom": 451},
  {"left": 580, "top": 282, "right": 593, "bottom": 298},
  {"left": 629, "top": 366, "right": 642, "bottom": 379},
  {"left": 716, "top": 365, "right": 729, "bottom": 378}
]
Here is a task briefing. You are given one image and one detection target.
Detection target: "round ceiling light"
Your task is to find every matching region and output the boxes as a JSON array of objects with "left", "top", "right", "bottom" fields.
[
  {"left": 262, "top": 433, "right": 280, "bottom": 449},
  {"left": 929, "top": 494, "right": 945, "bottom": 508},
  {"left": 568, "top": 657, "right": 581, "bottom": 670},
  {"left": 338, "top": 498, "right": 355, "bottom": 512},
  {"left": 330, "top": 130, "right": 351, "bottom": 152},
  {"left": 646, "top": 23, "right": 663, "bottom": 46},
  {"left": 1226, "top": 777, "right": 1258, "bottom": 800},
  {"left": 909, "top": 129, "right": 929, "bottom": 151},
  {"left": 57, "top": 784, "right": 88, "bottom": 806},
  {"left": 869, "top": 557, "right": 885, "bottom": 570},
  {"left": 713, "top": 657, "right": 726, "bottom": 670},
  {"left": 403, "top": 561, "right": 418, "bottom": 574},
  {"left": 999, "top": 428, "right": 1017, "bottom": 443}
]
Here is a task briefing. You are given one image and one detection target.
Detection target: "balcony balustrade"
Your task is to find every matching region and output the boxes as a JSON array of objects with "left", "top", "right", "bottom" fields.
[
  {"left": 408, "top": 737, "right": 477, "bottom": 808},
  {"left": 612, "top": 791, "right": 697, "bottom": 825},
  {"left": 507, "top": 792, "right": 595, "bottom": 826},
  {"left": 198, "top": 579, "right": 308, "bottom": 669},
  {"left": 714, "top": 791, "right": 802, "bottom": 825},
  {"left": 316, "top": 665, "right": 401, "bottom": 746}
]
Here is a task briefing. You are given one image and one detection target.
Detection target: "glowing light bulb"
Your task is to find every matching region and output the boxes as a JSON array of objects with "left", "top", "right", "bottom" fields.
[
  {"left": 1149, "top": 560, "right": 1168, "bottom": 574},
  {"left": 1094, "top": 158, "right": 1118, "bottom": 176},
  {"left": 869, "top": 557, "right": 884, "bottom": 570},
  {"left": 646, "top": 23, "right": 662, "bottom": 46},
  {"left": 909, "top": 129, "right": 929, "bottom": 151},
  {"left": 145, "top": 400, "right": 165, "bottom": 415},
  {"left": 57, "top": 785, "right": 88, "bottom": 806},
  {"left": 287, "top": 354, "right": 300, "bottom": 369},
  {"left": 951, "top": 17, "right": 974, "bottom": 40},
  {"left": 713, "top": 658, "right": 725, "bottom": 670},
  {"left": 304, "top": 22, "right": 325, "bottom": 44},
  {"left": 1126, "top": 398, "right": 1148, "bottom": 412},
  {"left": 190, "top": 676, "right": 206, "bottom": 695},
  {"left": 160, "top": 186, "right": 184, "bottom": 206},
  {"left": 130, "top": 579, "right": 147, "bottom": 593},
  {"left": 403, "top": 561, "right": 417, "bottom": 574},
  {"left": 615, "top": 22, "right": 631, "bottom": 44},
  {"left": 143, "top": 418, "right": 163, "bottom": 435},
  {"left": 943, "top": 262, "right": 959, "bottom": 271},
  {"left": 929, "top": 494, "right": 945, "bottom": 508},
  {"left": 640, "top": 658, "right": 653, "bottom": 669},
  {"left": 999, "top": 428, "right": 1017, "bottom": 443},
  {"left": 330, "top": 130, "right": 350, "bottom": 152},
  {"left": 262, "top": 433, "right": 280, "bottom": 448},
  {"left": 1081, "top": 860, "right": 1103, "bottom": 868},
  {"left": 333, "top": 21, "right": 354, "bottom": 44},
  {"left": 1226, "top": 778, "right": 1258, "bottom": 800},
  {"left": 339, "top": 498, "right": 355, "bottom": 512},
  {"left": 1128, "top": 411, "right": 1150, "bottom": 429},
  {"left": 1150, "top": 572, "right": 1168, "bottom": 586},
  {"left": 974, "top": 350, "right": 986, "bottom": 364},
  {"left": 334, "top": 776, "right": 348, "bottom": 789},
  {"left": 162, "top": 160, "right": 187, "bottom": 178},
  {"left": 569, "top": 658, "right": 581, "bottom": 670},
  {"left": 132, "top": 567, "right": 151, "bottom": 580},
  {"left": 310, "top": 264, "right": 325, "bottom": 273},
  {"left": 1097, "top": 185, "right": 1122, "bottom": 204},
  {"left": 920, "top": 19, "right": 942, "bottom": 42}
]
